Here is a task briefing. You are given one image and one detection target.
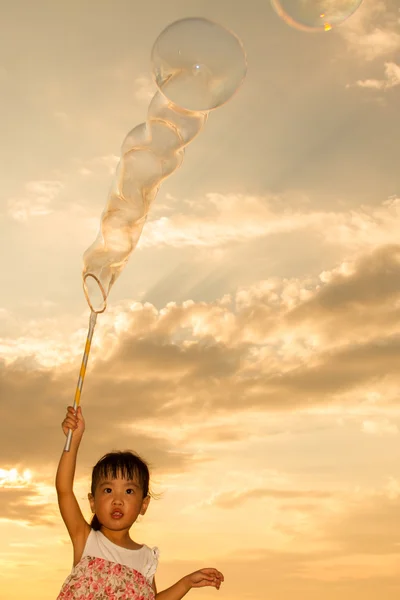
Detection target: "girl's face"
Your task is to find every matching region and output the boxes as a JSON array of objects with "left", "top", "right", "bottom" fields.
[{"left": 89, "top": 474, "right": 150, "bottom": 531}]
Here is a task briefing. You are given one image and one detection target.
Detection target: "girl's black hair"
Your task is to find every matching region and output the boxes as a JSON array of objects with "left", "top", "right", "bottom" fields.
[{"left": 90, "top": 450, "right": 150, "bottom": 531}]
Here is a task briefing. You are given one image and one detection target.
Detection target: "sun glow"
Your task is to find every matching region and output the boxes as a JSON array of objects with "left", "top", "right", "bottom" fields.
[{"left": 0, "top": 468, "right": 32, "bottom": 488}]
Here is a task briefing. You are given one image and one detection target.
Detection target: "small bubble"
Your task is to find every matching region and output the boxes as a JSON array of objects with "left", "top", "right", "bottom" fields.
[{"left": 271, "top": 0, "right": 364, "bottom": 33}]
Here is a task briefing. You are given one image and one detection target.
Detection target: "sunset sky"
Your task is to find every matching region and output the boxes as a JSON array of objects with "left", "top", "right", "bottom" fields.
[{"left": 1, "top": 1, "right": 400, "bottom": 599}]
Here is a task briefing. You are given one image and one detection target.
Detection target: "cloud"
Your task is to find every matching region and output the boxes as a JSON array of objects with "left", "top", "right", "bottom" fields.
[
  {"left": 0, "top": 353, "right": 214, "bottom": 476},
  {"left": 288, "top": 244, "right": 400, "bottom": 320},
  {"left": 202, "top": 487, "right": 331, "bottom": 509},
  {"left": 354, "top": 62, "right": 400, "bottom": 90},
  {"left": 1, "top": 240, "right": 400, "bottom": 486},
  {"left": 340, "top": 1, "right": 400, "bottom": 61},
  {"left": 136, "top": 194, "right": 400, "bottom": 260},
  {"left": 87, "top": 244, "right": 400, "bottom": 415},
  {"left": 0, "top": 487, "right": 57, "bottom": 526},
  {"left": 140, "top": 193, "right": 322, "bottom": 249},
  {"left": 7, "top": 180, "right": 64, "bottom": 222},
  {"left": 0, "top": 468, "right": 32, "bottom": 487},
  {"left": 361, "top": 419, "right": 398, "bottom": 436},
  {"left": 324, "top": 491, "right": 400, "bottom": 556},
  {"left": 78, "top": 154, "right": 120, "bottom": 177},
  {"left": 2, "top": 240, "right": 400, "bottom": 401}
]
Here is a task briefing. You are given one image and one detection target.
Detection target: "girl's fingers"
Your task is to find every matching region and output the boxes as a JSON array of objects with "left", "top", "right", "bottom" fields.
[
  {"left": 199, "top": 569, "right": 224, "bottom": 588},
  {"left": 64, "top": 414, "right": 78, "bottom": 423},
  {"left": 62, "top": 408, "right": 84, "bottom": 436},
  {"left": 66, "top": 406, "right": 83, "bottom": 418},
  {"left": 201, "top": 569, "right": 223, "bottom": 579},
  {"left": 63, "top": 424, "right": 77, "bottom": 431},
  {"left": 65, "top": 407, "right": 81, "bottom": 420}
]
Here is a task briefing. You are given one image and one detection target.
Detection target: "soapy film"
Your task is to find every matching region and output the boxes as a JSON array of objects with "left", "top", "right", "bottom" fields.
[
  {"left": 82, "top": 95, "right": 207, "bottom": 312},
  {"left": 271, "top": 0, "right": 364, "bottom": 32}
]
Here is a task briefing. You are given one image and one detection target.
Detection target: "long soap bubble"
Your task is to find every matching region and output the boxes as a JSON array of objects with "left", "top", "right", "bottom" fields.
[
  {"left": 271, "top": 0, "right": 364, "bottom": 32},
  {"left": 64, "top": 18, "right": 247, "bottom": 451},
  {"left": 82, "top": 17, "right": 247, "bottom": 314}
]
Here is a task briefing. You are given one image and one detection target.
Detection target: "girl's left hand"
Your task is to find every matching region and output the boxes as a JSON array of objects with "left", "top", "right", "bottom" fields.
[{"left": 185, "top": 568, "right": 224, "bottom": 590}]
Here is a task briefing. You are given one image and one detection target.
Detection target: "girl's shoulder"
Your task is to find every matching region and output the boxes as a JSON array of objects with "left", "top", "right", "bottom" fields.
[
  {"left": 142, "top": 543, "right": 160, "bottom": 556},
  {"left": 141, "top": 544, "right": 160, "bottom": 582},
  {"left": 141, "top": 544, "right": 160, "bottom": 564}
]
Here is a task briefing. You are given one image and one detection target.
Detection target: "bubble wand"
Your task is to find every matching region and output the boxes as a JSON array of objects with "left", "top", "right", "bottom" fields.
[
  {"left": 64, "top": 275, "right": 106, "bottom": 451},
  {"left": 64, "top": 17, "right": 247, "bottom": 451}
]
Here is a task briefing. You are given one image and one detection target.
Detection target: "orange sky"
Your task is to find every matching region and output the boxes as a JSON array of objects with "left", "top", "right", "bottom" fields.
[{"left": 1, "top": 1, "right": 400, "bottom": 599}]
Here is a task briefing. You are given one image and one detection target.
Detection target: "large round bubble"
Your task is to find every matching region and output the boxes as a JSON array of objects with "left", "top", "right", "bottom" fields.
[
  {"left": 151, "top": 17, "right": 247, "bottom": 112},
  {"left": 271, "top": 0, "right": 364, "bottom": 32}
]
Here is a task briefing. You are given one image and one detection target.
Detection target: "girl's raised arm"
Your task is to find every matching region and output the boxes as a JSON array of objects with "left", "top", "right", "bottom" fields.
[{"left": 55, "top": 406, "right": 91, "bottom": 563}]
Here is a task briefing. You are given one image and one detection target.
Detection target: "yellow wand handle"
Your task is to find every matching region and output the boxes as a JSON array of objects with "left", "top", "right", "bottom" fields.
[{"left": 64, "top": 310, "right": 98, "bottom": 452}]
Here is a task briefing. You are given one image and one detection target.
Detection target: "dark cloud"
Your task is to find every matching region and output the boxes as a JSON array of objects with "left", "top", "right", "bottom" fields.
[
  {"left": 288, "top": 245, "right": 400, "bottom": 323},
  {"left": 263, "top": 335, "right": 400, "bottom": 404},
  {"left": 2, "top": 244, "right": 400, "bottom": 485},
  {"left": 1, "top": 293, "right": 400, "bottom": 475},
  {"left": 0, "top": 487, "right": 57, "bottom": 526},
  {"left": 0, "top": 359, "right": 211, "bottom": 476},
  {"left": 94, "top": 334, "right": 241, "bottom": 380}
]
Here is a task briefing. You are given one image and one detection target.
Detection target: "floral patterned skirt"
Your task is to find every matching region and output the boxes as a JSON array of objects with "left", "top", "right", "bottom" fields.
[{"left": 57, "top": 556, "right": 155, "bottom": 600}]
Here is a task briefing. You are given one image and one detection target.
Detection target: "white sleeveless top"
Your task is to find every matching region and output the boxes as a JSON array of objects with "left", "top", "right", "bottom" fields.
[{"left": 82, "top": 529, "right": 159, "bottom": 583}]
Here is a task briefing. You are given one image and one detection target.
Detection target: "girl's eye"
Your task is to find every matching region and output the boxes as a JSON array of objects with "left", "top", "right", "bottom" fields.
[
  {"left": 126, "top": 488, "right": 134, "bottom": 495},
  {"left": 104, "top": 488, "right": 112, "bottom": 494}
]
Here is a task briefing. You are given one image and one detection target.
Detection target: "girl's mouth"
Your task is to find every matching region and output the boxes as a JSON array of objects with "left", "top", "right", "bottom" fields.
[{"left": 111, "top": 510, "right": 123, "bottom": 519}]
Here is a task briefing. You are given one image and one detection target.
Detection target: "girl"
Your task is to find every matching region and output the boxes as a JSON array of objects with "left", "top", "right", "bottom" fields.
[{"left": 56, "top": 406, "right": 224, "bottom": 599}]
